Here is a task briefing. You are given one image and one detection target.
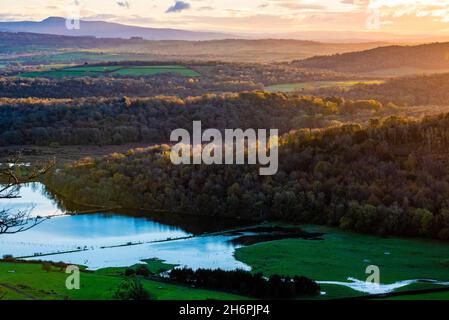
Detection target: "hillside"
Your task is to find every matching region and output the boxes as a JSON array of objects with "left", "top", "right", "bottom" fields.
[
  {"left": 0, "top": 30, "right": 389, "bottom": 62},
  {"left": 312, "top": 73, "right": 449, "bottom": 106},
  {"left": 44, "top": 113, "right": 449, "bottom": 241},
  {"left": 294, "top": 42, "right": 449, "bottom": 74}
]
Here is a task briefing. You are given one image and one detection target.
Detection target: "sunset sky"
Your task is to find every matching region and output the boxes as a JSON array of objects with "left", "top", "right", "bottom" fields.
[{"left": 1, "top": 0, "right": 449, "bottom": 35}]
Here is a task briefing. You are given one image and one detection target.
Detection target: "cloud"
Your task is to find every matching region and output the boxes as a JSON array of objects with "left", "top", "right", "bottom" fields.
[{"left": 166, "top": 1, "right": 191, "bottom": 13}]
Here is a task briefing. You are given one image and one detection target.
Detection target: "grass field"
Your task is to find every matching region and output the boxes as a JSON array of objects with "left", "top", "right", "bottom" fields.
[
  {"left": 234, "top": 225, "right": 449, "bottom": 299},
  {"left": 362, "top": 66, "right": 449, "bottom": 77},
  {"left": 265, "top": 80, "right": 383, "bottom": 93},
  {"left": 19, "top": 65, "right": 200, "bottom": 78},
  {"left": 111, "top": 66, "right": 200, "bottom": 77},
  {"left": 19, "top": 52, "right": 141, "bottom": 64},
  {"left": 0, "top": 261, "right": 245, "bottom": 300},
  {"left": 383, "top": 290, "right": 449, "bottom": 300}
]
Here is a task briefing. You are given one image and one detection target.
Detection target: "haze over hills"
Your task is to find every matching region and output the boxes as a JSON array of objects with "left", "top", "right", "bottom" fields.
[
  {"left": 1, "top": 17, "right": 448, "bottom": 43},
  {"left": 0, "top": 31, "right": 389, "bottom": 63},
  {"left": 294, "top": 42, "right": 449, "bottom": 75},
  {"left": 2, "top": 18, "right": 449, "bottom": 64},
  {"left": 0, "top": 17, "right": 234, "bottom": 41}
]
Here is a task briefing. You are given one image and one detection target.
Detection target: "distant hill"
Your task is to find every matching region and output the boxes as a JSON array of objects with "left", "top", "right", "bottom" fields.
[
  {"left": 0, "top": 31, "right": 389, "bottom": 62},
  {"left": 0, "top": 17, "right": 233, "bottom": 41},
  {"left": 294, "top": 42, "right": 449, "bottom": 74}
]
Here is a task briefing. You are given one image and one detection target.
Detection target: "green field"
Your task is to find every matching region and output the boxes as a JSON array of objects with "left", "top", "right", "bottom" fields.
[
  {"left": 234, "top": 225, "right": 449, "bottom": 299},
  {"left": 111, "top": 66, "right": 200, "bottom": 77},
  {"left": 0, "top": 261, "right": 245, "bottom": 300},
  {"left": 363, "top": 66, "right": 449, "bottom": 77},
  {"left": 265, "top": 80, "right": 383, "bottom": 93},
  {"left": 19, "top": 65, "right": 200, "bottom": 78},
  {"left": 18, "top": 52, "right": 143, "bottom": 64},
  {"left": 383, "top": 290, "right": 449, "bottom": 300}
]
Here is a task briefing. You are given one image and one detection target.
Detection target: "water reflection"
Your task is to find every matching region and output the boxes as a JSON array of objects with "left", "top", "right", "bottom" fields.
[
  {"left": 1, "top": 182, "right": 63, "bottom": 217},
  {"left": 0, "top": 183, "right": 250, "bottom": 271}
]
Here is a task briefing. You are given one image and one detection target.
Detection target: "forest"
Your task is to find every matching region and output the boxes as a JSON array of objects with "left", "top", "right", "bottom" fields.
[
  {"left": 0, "top": 92, "right": 385, "bottom": 146},
  {"left": 294, "top": 42, "right": 449, "bottom": 73},
  {"left": 44, "top": 112, "right": 449, "bottom": 241},
  {"left": 0, "top": 75, "right": 253, "bottom": 99},
  {"left": 312, "top": 73, "right": 449, "bottom": 106}
]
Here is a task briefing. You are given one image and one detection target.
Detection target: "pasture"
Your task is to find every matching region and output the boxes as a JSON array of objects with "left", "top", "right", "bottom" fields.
[
  {"left": 265, "top": 80, "right": 383, "bottom": 93},
  {"left": 235, "top": 224, "right": 449, "bottom": 299},
  {"left": 0, "top": 261, "right": 245, "bottom": 300},
  {"left": 363, "top": 66, "right": 449, "bottom": 77},
  {"left": 19, "top": 64, "right": 200, "bottom": 78}
]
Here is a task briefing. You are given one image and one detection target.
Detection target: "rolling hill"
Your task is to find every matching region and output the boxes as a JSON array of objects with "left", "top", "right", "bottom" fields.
[
  {"left": 0, "top": 31, "right": 389, "bottom": 62},
  {"left": 294, "top": 42, "right": 449, "bottom": 75}
]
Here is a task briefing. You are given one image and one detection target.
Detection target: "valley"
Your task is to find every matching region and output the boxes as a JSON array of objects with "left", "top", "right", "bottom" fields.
[{"left": 2, "top": 18, "right": 449, "bottom": 304}]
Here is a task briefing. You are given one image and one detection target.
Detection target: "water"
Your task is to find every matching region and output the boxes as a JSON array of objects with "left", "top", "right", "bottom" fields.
[
  {"left": 1, "top": 182, "right": 63, "bottom": 217},
  {"left": 0, "top": 183, "right": 249, "bottom": 271}
]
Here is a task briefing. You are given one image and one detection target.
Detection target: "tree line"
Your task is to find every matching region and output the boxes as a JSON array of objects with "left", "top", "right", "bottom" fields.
[
  {"left": 0, "top": 75, "right": 260, "bottom": 99},
  {"left": 0, "top": 92, "right": 385, "bottom": 146},
  {"left": 169, "top": 268, "right": 319, "bottom": 299}
]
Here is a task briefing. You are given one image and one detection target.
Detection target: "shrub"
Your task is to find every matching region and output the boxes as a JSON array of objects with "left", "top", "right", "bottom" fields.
[
  {"left": 41, "top": 262, "right": 52, "bottom": 272},
  {"left": 113, "top": 277, "right": 154, "bottom": 300}
]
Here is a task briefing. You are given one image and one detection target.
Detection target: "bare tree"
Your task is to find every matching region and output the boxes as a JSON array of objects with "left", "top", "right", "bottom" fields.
[{"left": 0, "top": 156, "right": 55, "bottom": 234}]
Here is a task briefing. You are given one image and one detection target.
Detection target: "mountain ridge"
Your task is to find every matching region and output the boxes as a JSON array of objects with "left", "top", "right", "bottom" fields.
[{"left": 0, "top": 16, "right": 235, "bottom": 41}]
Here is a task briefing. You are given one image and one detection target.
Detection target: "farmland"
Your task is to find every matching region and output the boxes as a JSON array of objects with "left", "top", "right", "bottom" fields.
[
  {"left": 265, "top": 80, "right": 384, "bottom": 93},
  {"left": 235, "top": 225, "right": 449, "bottom": 299},
  {"left": 19, "top": 64, "right": 200, "bottom": 78},
  {"left": 362, "top": 66, "right": 449, "bottom": 77}
]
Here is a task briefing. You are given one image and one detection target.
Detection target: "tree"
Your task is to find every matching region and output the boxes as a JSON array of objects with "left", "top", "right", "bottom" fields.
[
  {"left": 113, "top": 277, "right": 153, "bottom": 300},
  {"left": 0, "top": 156, "right": 54, "bottom": 234}
]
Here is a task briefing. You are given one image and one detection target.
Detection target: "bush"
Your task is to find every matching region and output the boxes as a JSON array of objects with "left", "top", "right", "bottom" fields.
[
  {"left": 135, "top": 265, "right": 151, "bottom": 277},
  {"left": 113, "top": 277, "right": 154, "bottom": 301},
  {"left": 124, "top": 268, "right": 135, "bottom": 276},
  {"left": 41, "top": 262, "right": 52, "bottom": 272}
]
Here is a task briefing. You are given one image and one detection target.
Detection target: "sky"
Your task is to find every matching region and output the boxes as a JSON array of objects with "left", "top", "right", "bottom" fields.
[{"left": 1, "top": 0, "right": 449, "bottom": 35}]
